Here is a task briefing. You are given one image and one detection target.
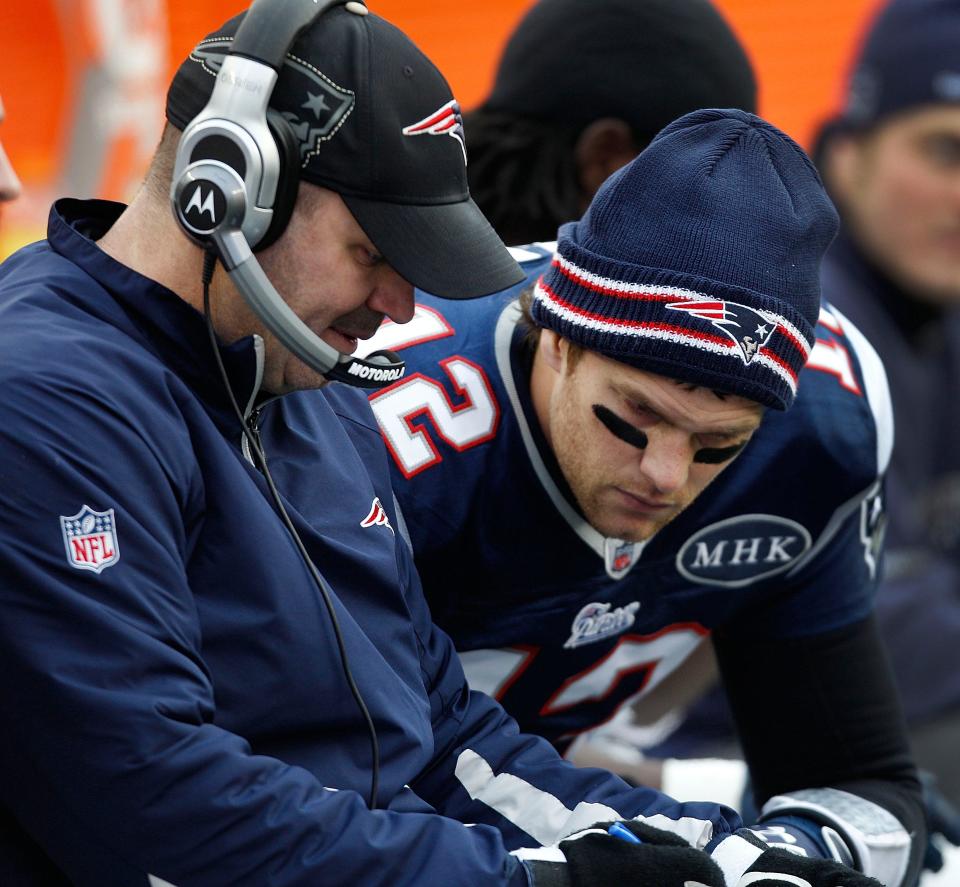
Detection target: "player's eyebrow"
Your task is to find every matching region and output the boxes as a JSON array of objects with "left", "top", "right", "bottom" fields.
[
  {"left": 700, "top": 419, "right": 763, "bottom": 439},
  {"left": 612, "top": 385, "right": 761, "bottom": 439}
]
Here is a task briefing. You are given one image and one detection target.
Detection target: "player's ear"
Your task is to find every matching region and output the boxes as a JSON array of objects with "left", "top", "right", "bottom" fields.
[
  {"left": 538, "top": 328, "right": 565, "bottom": 374},
  {"left": 575, "top": 118, "right": 639, "bottom": 208}
]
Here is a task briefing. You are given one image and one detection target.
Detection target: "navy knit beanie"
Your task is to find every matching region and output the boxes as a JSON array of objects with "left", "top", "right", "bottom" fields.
[{"left": 532, "top": 109, "right": 839, "bottom": 411}]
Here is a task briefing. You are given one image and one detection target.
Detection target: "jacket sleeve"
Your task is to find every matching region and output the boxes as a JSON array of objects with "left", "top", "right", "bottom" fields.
[
  {"left": 390, "top": 521, "right": 744, "bottom": 854},
  {"left": 0, "top": 376, "right": 532, "bottom": 887}
]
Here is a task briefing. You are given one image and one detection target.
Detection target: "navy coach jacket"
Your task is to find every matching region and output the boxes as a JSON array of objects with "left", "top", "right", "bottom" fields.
[{"left": 0, "top": 200, "right": 740, "bottom": 886}]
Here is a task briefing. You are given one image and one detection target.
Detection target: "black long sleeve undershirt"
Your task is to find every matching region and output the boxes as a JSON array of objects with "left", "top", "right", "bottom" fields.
[{"left": 714, "top": 614, "right": 925, "bottom": 885}]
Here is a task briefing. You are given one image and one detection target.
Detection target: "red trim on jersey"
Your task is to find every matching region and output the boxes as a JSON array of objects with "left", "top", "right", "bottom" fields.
[
  {"left": 493, "top": 645, "right": 540, "bottom": 701},
  {"left": 807, "top": 337, "right": 863, "bottom": 396},
  {"left": 539, "top": 622, "right": 709, "bottom": 718}
]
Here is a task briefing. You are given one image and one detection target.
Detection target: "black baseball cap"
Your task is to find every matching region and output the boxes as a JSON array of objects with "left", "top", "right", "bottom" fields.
[{"left": 166, "top": 4, "right": 523, "bottom": 299}]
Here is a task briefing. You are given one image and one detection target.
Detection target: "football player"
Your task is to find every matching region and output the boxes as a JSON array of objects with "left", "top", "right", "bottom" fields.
[{"left": 367, "top": 109, "right": 923, "bottom": 886}]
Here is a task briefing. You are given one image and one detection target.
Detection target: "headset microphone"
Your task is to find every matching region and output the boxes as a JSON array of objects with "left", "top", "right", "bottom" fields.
[{"left": 171, "top": 0, "right": 406, "bottom": 390}]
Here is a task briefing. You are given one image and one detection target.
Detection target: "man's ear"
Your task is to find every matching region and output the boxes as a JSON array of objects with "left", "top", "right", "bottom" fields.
[
  {"left": 574, "top": 118, "right": 640, "bottom": 208},
  {"left": 538, "top": 328, "right": 566, "bottom": 374},
  {"left": 819, "top": 132, "right": 866, "bottom": 205}
]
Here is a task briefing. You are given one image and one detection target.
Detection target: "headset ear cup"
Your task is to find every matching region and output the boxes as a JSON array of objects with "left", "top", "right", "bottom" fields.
[{"left": 256, "top": 110, "right": 302, "bottom": 251}]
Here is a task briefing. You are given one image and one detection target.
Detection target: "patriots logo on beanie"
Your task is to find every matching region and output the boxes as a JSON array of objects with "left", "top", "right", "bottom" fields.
[{"left": 666, "top": 301, "right": 777, "bottom": 365}]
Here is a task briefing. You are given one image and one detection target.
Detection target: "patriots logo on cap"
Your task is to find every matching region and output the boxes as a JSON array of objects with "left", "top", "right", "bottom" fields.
[
  {"left": 401, "top": 99, "right": 467, "bottom": 164},
  {"left": 666, "top": 300, "right": 778, "bottom": 365},
  {"left": 189, "top": 39, "right": 355, "bottom": 164}
]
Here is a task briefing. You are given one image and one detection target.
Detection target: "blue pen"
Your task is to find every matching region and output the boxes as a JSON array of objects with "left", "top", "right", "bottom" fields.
[{"left": 607, "top": 822, "right": 643, "bottom": 844}]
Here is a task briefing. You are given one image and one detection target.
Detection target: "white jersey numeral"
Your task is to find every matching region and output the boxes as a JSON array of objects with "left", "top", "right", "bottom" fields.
[
  {"left": 459, "top": 625, "right": 707, "bottom": 728},
  {"left": 542, "top": 626, "right": 706, "bottom": 716},
  {"left": 806, "top": 306, "right": 861, "bottom": 394},
  {"left": 370, "top": 357, "right": 501, "bottom": 478},
  {"left": 807, "top": 338, "right": 861, "bottom": 394}
]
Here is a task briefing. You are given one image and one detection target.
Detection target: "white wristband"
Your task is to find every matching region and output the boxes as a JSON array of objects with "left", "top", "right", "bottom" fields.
[{"left": 662, "top": 757, "right": 749, "bottom": 811}]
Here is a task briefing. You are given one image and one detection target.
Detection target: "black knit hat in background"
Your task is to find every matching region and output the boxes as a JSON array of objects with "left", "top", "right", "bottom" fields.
[{"left": 481, "top": 0, "right": 757, "bottom": 143}]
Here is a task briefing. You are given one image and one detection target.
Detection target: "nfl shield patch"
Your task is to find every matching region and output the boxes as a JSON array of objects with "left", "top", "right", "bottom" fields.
[{"left": 60, "top": 505, "right": 120, "bottom": 574}]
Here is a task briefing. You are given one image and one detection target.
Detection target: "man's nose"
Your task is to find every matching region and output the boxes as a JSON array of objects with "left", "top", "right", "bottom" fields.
[
  {"left": 369, "top": 267, "right": 415, "bottom": 324},
  {"left": 637, "top": 432, "right": 691, "bottom": 494}
]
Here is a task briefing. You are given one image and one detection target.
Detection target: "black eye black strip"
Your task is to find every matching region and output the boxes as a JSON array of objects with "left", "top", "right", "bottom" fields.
[
  {"left": 592, "top": 404, "right": 647, "bottom": 450},
  {"left": 593, "top": 404, "right": 748, "bottom": 464},
  {"left": 693, "top": 441, "right": 748, "bottom": 464}
]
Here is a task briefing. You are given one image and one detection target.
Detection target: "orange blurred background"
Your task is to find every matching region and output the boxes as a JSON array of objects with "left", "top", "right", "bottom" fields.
[{"left": 0, "top": 0, "right": 884, "bottom": 258}]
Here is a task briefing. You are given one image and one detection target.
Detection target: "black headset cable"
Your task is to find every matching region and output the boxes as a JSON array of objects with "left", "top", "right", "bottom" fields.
[{"left": 201, "top": 249, "right": 380, "bottom": 809}]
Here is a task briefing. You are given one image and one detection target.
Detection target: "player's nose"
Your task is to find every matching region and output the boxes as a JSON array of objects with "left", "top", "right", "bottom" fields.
[{"left": 638, "top": 435, "right": 691, "bottom": 494}]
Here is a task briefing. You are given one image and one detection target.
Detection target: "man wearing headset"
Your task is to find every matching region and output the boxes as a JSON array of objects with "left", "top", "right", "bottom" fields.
[{"left": 0, "top": 2, "right": 896, "bottom": 886}]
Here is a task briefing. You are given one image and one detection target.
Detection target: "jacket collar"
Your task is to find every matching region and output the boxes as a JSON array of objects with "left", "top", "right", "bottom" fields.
[{"left": 47, "top": 198, "right": 265, "bottom": 423}]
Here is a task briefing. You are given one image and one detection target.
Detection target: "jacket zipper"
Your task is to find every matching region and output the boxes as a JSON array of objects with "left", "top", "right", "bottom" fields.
[
  {"left": 243, "top": 407, "right": 266, "bottom": 467},
  {"left": 241, "top": 334, "right": 267, "bottom": 467}
]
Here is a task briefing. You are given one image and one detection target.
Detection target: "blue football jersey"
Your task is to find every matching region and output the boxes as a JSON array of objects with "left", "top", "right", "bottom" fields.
[{"left": 366, "top": 245, "right": 892, "bottom": 752}]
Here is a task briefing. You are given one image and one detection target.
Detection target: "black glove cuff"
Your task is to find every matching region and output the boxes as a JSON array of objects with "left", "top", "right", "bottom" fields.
[{"left": 524, "top": 860, "right": 572, "bottom": 887}]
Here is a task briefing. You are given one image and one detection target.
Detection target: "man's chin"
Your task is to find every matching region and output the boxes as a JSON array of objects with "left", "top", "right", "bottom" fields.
[
  {"left": 273, "top": 360, "right": 331, "bottom": 394},
  {"left": 589, "top": 514, "right": 659, "bottom": 544},
  {"left": 591, "top": 506, "right": 684, "bottom": 543}
]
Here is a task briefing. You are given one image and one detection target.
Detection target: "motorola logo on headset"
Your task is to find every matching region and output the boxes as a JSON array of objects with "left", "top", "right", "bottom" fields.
[
  {"left": 178, "top": 182, "right": 226, "bottom": 234},
  {"left": 346, "top": 362, "right": 404, "bottom": 383}
]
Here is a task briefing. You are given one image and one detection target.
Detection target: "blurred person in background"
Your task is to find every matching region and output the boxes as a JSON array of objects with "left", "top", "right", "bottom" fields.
[
  {"left": 815, "top": 0, "right": 960, "bottom": 809},
  {"left": 464, "top": 0, "right": 756, "bottom": 246}
]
